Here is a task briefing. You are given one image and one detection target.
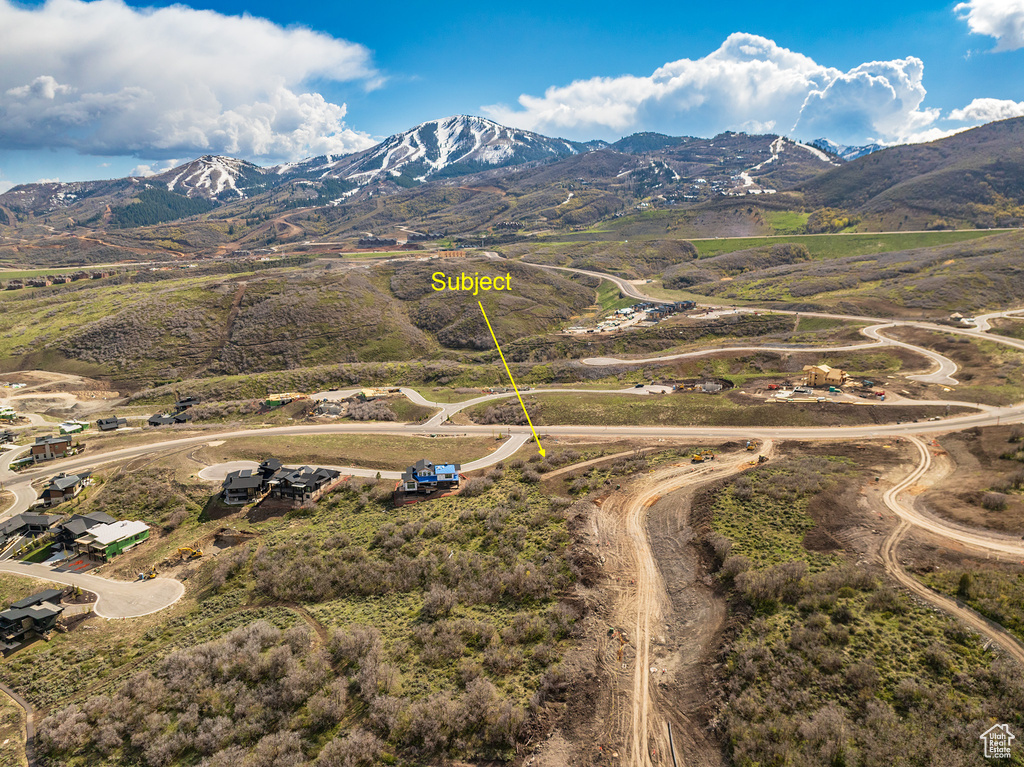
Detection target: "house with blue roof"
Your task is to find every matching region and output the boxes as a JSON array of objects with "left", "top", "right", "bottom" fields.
[{"left": 400, "top": 459, "right": 462, "bottom": 494}]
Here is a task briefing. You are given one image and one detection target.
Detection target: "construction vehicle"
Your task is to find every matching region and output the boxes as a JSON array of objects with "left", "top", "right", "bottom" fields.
[
  {"left": 692, "top": 450, "right": 716, "bottom": 463},
  {"left": 758, "top": 455, "right": 768, "bottom": 464},
  {"left": 746, "top": 440, "right": 757, "bottom": 451},
  {"left": 177, "top": 546, "right": 203, "bottom": 561},
  {"left": 138, "top": 567, "right": 157, "bottom": 580}
]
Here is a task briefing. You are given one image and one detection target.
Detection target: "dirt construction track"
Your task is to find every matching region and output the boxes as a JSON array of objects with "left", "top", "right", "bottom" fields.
[{"left": 595, "top": 443, "right": 773, "bottom": 766}]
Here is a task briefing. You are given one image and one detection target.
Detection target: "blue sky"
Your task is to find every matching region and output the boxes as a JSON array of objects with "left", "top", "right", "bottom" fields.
[{"left": 1, "top": 0, "right": 1023, "bottom": 189}]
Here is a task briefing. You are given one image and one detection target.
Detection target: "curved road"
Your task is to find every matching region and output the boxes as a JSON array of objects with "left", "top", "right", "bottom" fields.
[
  {"left": 880, "top": 437, "right": 1024, "bottom": 665},
  {"left": 0, "top": 561, "right": 183, "bottom": 619}
]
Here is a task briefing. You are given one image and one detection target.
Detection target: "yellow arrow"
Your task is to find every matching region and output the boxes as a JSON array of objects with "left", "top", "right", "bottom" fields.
[{"left": 478, "top": 301, "right": 545, "bottom": 457}]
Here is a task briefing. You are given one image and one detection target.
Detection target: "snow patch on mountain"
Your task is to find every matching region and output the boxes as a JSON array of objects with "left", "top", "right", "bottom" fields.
[
  {"left": 158, "top": 156, "right": 263, "bottom": 198},
  {"left": 810, "top": 138, "right": 884, "bottom": 162},
  {"left": 288, "top": 115, "right": 591, "bottom": 185}
]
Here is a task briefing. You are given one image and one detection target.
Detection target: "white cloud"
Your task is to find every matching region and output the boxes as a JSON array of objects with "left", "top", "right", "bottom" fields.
[
  {"left": 949, "top": 97, "right": 1024, "bottom": 122},
  {"left": 955, "top": 0, "right": 1024, "bottom": 51},
  {"left": 484, "top": 33, "right": 942, "bottom": 145},
  {"left": 0, "top": 0, "right": 379, "bottom": 161},
  {"left": 130, "top": 159, "right": 180, "bottom": 177}
]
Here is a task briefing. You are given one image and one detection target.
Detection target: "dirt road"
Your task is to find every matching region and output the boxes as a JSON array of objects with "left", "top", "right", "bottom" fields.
[
  {"left": 600, "top": 444, "right": 772, "bottom": 766},
  {"left": 879, "top": 440, "right": 1024, "bottom": 666}
]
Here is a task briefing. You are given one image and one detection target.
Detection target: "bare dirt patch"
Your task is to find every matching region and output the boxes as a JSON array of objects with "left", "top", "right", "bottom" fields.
[{"left": 922, "top": 426, "right": 1024, "bottom": 533}]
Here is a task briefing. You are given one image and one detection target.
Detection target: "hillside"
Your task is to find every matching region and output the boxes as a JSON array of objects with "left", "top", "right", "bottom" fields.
[
  {"left": 800, "top": 116, "right": 1024, "bottom": 230},
  {"left": 657, "top": 230, "right": 1024, "bottom": 314},
  {"left": 0, "top": 258, "right": 594, "bottom": 386}
]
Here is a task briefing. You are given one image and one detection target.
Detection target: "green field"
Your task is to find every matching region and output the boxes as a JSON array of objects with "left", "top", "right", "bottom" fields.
[
  {"left": 0, "top": 268, "right": 105, "bottom": 280},
  {"left": 687, "top": 229, "right": 997, "bottom": 260},
  {"left": 198, "top": 433, "right": 512, "bottom": 471},
  {"left": 596, "top": 279, "right": 634, "bottom": 312},
  {"left": 763, "top": 210, "right": 810, "bottom": 234}
]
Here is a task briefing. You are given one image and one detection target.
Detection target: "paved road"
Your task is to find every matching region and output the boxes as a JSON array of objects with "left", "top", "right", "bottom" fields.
[
  {"left": 862, "top": 325, "right": 960, "bottom": 386},
  {"left": 0, "top": 562, "right": 184, "bottom": 619}
]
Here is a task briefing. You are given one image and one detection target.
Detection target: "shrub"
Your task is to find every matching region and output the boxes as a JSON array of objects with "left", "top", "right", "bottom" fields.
[{"left": 421, "top": 584, "right": 456, "bottom": 621}]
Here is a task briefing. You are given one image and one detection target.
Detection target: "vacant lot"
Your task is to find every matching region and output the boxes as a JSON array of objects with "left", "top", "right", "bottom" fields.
[
  {"left": 468, "top": 391, "right": 970, "bottom": 428},
  {"left": 926, "top": 427, "right": 1024, "bottom": 533},
  {"left": 196, "top": 433, "right": 510, "bottom": 471}
]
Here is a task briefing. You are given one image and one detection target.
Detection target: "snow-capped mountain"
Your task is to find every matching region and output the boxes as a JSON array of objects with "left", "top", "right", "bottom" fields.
[
  {"left": 152, "top": 156, "right": 270, "bottom": 199},
  {"left": 277, "top": 115, "right": 597, "bottom": 185},
  {"left": 810, "top": 138, "right": 885, "bottom": 162}
]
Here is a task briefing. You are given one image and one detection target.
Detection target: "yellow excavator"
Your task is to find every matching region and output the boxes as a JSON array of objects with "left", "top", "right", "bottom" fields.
[
  {"left": 177, "top": 546, "right": 203, "bottom": 562},
  {"left": 691, "top": 450, "right": 716, "bottom": 463},
  {"left": 746, "top": 440, "right": 758, "bottom": 451}
]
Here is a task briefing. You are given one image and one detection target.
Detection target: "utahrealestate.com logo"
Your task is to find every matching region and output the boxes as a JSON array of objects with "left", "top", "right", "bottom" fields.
[{"left": 981, "top": 724, "right": 1015, "bottom": 759}]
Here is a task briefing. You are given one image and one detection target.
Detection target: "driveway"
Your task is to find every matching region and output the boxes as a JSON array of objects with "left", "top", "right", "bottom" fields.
[{"left": 0, "top": 561, "right": 184, "bottom": 619}]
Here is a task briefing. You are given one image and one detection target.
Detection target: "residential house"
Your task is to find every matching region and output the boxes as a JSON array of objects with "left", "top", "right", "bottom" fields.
[
  {"left": 221, "top": 458, "right": 284, "bottom": 504},
  {"left": 221, "top": 459, "right": 338, "bottom": 505},
  {"left": 27, "top": 278, "right": 52, "bottom": 288},
  {"left": 173, "top": 396, "right": 201, "bottom": 413},
  {"left": 0, "top": 589, "right": 64, "bottom": 652},
  {"left": 54, "top": 512, "right": 115, "bottom": 550},
  {"left": 148, "top": 411, "right": 192, "bottom": 426},
  {"left": 803, "top": 364, "right": 847, "bottom": 387},
  {"left": 400, "top": 459, "right": 462, "bottom": 494},
  {"left": 75, "top": 520, "right": 150, "bottom": 561},
  {"left": 269, "top": 466, "right": 341, "bottom": 502},
  {"left": 0, "top": 512, "right": 62, "bottom": 550},
  {"left": 96, "top": 417, "right": 128, "bottom": 431},
  {"left": 0, "top": 407, "right": 16, "bottom": 423},
  {"left": 1, "top": 513, "right": 61, "bottom": 538},
  {"left": 0, "top": 429, "right": 15, "bottom": 445},
  {"left": 222, "top": 469, "right": 266, "bottom": 505},
  {"left": 30, "top": 435, "right": 73, "bottom": 463},
  {"left": 40, "top": 472, "right": 91, "bottom": 507},
  {"left": 59, "top": 420, "right": 89, "bottom": 435}
]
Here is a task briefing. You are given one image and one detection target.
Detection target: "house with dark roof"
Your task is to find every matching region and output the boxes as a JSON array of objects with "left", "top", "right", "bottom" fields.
[
  {"left": 400, "top": 459, "right": 462, "bottom": 494},
  {"left": 222, "top": 469, "right": 266, "bottom": 505},
  {"left": 40, "top": 472, "right": 91, "bottom": 507},
  {"left": 0, "top": 430, "right": 15, "bottom": 445},
  {"left": 173, "top": 396, "right": 201, "bottom": 413},
  {"left": 269, "top": 466, "right": 341, "bottom": 502},
  {"left": 30, "top": 435, "right": 72, "bottom": 462},
  {"left": 0, "top": 589, "right": 64, "bottom": 652},
  {"left": 1, "top": 513, "right": 62, "bottom": 539},
  {"left": 148, "top": 411, "right": 192, "bottom": 427},
  {"left": 96, "top": 416, "right": 128, "bottom": 431},
  {"left": 221, "top": 458, "right": 338, "bottom": 505},
  {"left": 55, "top": 512, "right": 116, "bottom": 549}
]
